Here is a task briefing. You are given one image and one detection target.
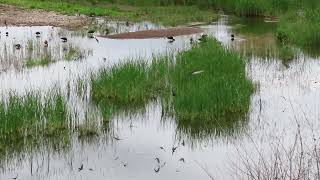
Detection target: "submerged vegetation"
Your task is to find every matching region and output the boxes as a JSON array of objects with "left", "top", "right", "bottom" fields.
[{"left": 92, "top": 38, "right": 253, "bottom": 138}]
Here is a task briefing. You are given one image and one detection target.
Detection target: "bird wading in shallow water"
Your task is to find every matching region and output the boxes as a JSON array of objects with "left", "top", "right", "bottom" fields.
[
  {"left": 44, "top": 40, "right": 48, "bottom": 47},
  {"left": 167, "top": 36, "right": 175, "bottom": 43},
  {"left": 61, "top": 37, "right": 67, "bottom": 42},
  {"left": 15, "top": 44, "right": 21, "bottom": 50}
]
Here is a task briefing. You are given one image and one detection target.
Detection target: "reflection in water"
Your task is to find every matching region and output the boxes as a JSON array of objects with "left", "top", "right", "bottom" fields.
[{"left": 0, "top": 15, "right": 318, "bottom": 180}]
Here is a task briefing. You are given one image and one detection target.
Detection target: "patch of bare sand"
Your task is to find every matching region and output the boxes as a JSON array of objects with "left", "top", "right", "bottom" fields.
[
  {"left": 0, "top": 5, "right": 88, "bottom": 29},
  {"left": 104, "top": 27, "right": 203, "bottom": 39}
]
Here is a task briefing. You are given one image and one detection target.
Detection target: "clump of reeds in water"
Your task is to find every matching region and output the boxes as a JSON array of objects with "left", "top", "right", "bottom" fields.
[
  {"left": 91, "top": 38, "right": 253, "bottom": 138},
  {"left": 0, "top": 91, "right": 68, "bottom": 144}
]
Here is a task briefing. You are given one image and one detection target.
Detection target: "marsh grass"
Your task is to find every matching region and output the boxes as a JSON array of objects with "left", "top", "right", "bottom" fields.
[
  {"left": 91, "top": 38, "right": 253, "bottom": 138},
  {"left": 277, "top": 9, "right": 320, "bottom": 47},
  {"left": 64, "top": 45, "right": 87, "bottom": 61},
  {"left": 0, "top": 92, "right": 68, "bottom": 144},
  {"left": 26, "top": 56, "right": 52, "bottom": 68}
]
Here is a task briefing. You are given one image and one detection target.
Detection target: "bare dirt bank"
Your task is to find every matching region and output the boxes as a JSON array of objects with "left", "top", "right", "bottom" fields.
[
  {"left": 104, "top": 27, "right": 203, "bottom": 39},
  {"left": 0, "top": 5, "right": 88, "bottom": 29}
]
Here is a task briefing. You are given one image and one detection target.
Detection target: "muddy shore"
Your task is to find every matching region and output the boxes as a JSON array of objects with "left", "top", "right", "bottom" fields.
[
  {"left": 104, "top": 27, "right": 203, "bottom": 39},
  {"left": 0, "top": 4, "right": 88, "bottom": 29}
]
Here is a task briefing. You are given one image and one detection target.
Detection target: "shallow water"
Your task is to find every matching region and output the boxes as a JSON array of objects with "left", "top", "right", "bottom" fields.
[{"left": 0, "top": 16, "right": 319, "bottom": 180}]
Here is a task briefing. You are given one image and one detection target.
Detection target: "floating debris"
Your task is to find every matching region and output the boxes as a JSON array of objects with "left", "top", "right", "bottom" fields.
[
  {"left": 192, "top": 70, "right": 204, "bottom": 75},
  {"left": 113, "top": 136, "right": 122, "bottom": 141}
]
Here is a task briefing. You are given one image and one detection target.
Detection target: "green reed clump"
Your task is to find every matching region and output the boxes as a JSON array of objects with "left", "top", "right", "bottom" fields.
[
  {"left": 64, "top": 45, "right": 87, "bottom": 61},
  {"left": 92, "top": 38, "right": 253, "bottom": 138},
  {"left": 277, "top": 8, "right": 320, "bottom": 47},
  {"left": 168, "top": 38, "right": 253, "bottom": 129},
  {"left": 0, "top": 92, "right": 68, "bottom": 142},
  {"left": 26, "top": 56, "right": 52, "bottom": 68},
  {"left": 92, "top": 58, "right": 170, "bottom": 108}
]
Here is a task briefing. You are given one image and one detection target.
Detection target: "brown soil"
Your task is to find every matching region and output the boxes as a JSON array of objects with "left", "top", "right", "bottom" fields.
[
  {"left": 0, "top": 5, "right": 88, "bottom": 29},
  {"left": 104, "top": 27, "right": 203, "bottom": 39}
]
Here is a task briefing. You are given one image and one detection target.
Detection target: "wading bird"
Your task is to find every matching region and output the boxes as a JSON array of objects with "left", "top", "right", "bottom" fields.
[
  {"left": 44, "top": 40, "right": 48, "bottom": 47},
  {"left": 167, "top": 36, "right": 175, "bottom": 43},
  {"left": 231, "top": 34, "right": 235, "bottom": 41},
  {"left": 35, "top": 32, "right": 41, "bottom": 37},
  {"left": 199, "top": 34, "right": 208, "bottom": 42},
  {"left": 61, "top": 37, "right": 67, "bottom": 42},
  {"left": 15, "top": 44, "right": 21, "bottom": 50}
]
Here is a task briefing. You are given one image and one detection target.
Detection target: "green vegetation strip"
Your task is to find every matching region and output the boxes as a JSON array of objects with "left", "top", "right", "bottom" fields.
[
  {"left": 0, "top": 0, "right": 216, "bottom": 26},
  {"left": 92, "top": 38, "right": 253, "bottom": 137}
]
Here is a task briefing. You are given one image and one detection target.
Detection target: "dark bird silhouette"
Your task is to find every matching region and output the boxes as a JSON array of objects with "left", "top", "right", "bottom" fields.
[
  {"left": 95, "top": 37, "right": 99, "bottom": 43},
  {"left": 160, "top": 146, "right": 166, "bottom": 151},
  {"left": 179, "top": 158, "right": 185, "bottom": 163},
  {"left": 44, "top": 40, "right": 48, "bottom": 47},
  {"left": 78, "top": 164, "right": 83, "bottom": 171},
  {"left": 123, "top": 162, "right": 128, "bottom": 167},
  {"left": 172, "top": 146, "right": 178, "bottom": 154},
  {"left": 15, "top": 44, "right": 21, "bottom": 50},
  {"left": 126, "top": 21, "right": 130, "bottom": 26},
  {"left": 190, "top": 37, "right": 194, "bottom": 44},
  {"left": 154, "top": 167, "right": 160, "bottom": 173},
  {"left": 199, "top": 34, "right": 208, "bottom": 42},
  {"left": 35, "top": 32, "right": 41, "bottom": 37},
  {"left": 155, "top": 158, "right": 160, "bottom": 164},
  {"left": 89, "top": 168, "right": 93, "bottom": 171},
  {"left": 167, "top": 36, "right": 175, "bottom": 43},
  {"left": 231, "top": 34, "right": 235, "bottom": 41},
  {"left": 61, "top": 37, "right": 67, "bottom": 42},
  {"left": 6, "top": 32, "right": 8, "bottom": 37}
]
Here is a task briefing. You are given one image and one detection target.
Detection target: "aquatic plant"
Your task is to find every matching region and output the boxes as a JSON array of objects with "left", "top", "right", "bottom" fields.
[
  {"left": 91, "top": 38, "right": 253, "bottom": 138},
  {"left": 277, "top": 8, "right": 320, "bottom": 47},
  {"left": 25, "top": 56, "right": 52, "bottom": 68},
  {"left": 0, "top": 91, "right": 68, "bottom": 143}
]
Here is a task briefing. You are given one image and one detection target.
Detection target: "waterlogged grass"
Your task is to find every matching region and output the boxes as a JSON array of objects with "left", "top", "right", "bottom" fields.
[
  {"left": 26, "top": 56, "right": 52, "bottom": 68},
  {"left": 92, "top": 58, "right": 169, "bottom": 108},
  {"left": 92, "top": 38, "right": 253, "bottom": 137},
  {"left": 277, "top": 9, "right": 320, "bottom": 47},
  {"left": 0, "top": 92, "right": 68, "bottom": 143},
  {"left": 64, "top": 45, "right": 87, "bottom": 61},
  {"left": 0, "top": 0, "right": 216, "bottom": 26},
  {"left": 170, "top": 39, "right": 253, "bottom": 121}
]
